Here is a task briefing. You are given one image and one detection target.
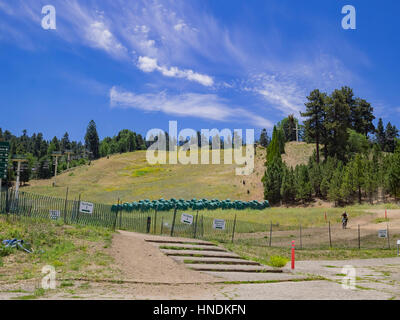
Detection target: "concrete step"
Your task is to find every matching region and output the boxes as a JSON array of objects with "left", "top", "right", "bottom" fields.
[
  {"left": 186, "top": 264, "right": 282, "bottom": 273},
  {"left": 157, "top": 244, "right": 227, "bottom": 252},
  {"left": 161, "top": 249, "right": 240, "bottom": 259},
  {"left": 172, "top": 256, "right": 261, "bottom": 265},
  {"left": 145, "top": 239, "right": 216, "bottom": 246}
]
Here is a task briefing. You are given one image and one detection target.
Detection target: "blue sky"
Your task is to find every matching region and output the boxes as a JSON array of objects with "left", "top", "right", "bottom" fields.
[{"left": 0, "top": 0, "right": 399, "bottom": 142}]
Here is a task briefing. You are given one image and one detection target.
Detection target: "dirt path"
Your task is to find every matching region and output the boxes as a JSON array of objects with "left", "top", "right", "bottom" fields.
[{"left": 109, "top": 230, "right": 217, "bottom": 284}]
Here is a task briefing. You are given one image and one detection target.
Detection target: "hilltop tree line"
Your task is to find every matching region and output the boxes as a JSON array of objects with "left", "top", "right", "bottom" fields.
[
  {"left": 263, "top": 87, "right": 400, "bottom": 206},
  {"left": 259, "top": 114, "right": 305, "bottom": 148},
  {"left": 0, "top": 120, "right": 147, "bottom": 186}
]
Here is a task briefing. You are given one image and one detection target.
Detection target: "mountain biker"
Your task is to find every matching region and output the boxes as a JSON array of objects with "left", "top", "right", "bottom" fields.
[{"left": 341, "top": 212, "right": 348, "bottom": 229}]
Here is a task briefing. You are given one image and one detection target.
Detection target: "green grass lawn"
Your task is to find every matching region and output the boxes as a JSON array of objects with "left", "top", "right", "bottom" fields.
[
  {"left": 0, "top": 215, "right": 120, "bottom": 299},
  {"left": 22, "top": 150, "right": 246, "bottom": 204},
  {"left": 21, "top": 143, "right": 315, "bottom": 205}
]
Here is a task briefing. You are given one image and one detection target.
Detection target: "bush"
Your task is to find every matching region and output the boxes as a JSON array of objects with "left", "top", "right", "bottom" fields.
[{"left": 267, "top": 255, "right": 288, "bottom": 268}]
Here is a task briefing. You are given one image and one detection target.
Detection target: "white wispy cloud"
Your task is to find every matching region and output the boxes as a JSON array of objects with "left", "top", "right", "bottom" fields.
[
  {"left": 85, "top": 21, "right": 127, "bottom": 58},
  {"left": 137, "top": 56, "right": 214, "bottom": 87},
  {"left": 247, "top": 74, "right": 305, "bottom": 115},
  {"left": 109, "top": 86, "right": 272, "bottom": 128},
  {"left": 0, "top": 0, "right": 370, "bottom": 126},
  {"left": 241, "top": 54, "right": 357, "bottom": 117},
  {"left": 0, "top": 0, "right": 213, "bottom": 84}
]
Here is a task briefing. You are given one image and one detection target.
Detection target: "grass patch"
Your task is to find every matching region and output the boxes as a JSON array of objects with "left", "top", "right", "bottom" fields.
[
  {"left": 14, "top": 288, "right": 46, "bottom": 300},
  {"left": 60, "top": 281, "right": 75, "bottom": 288},
  {"left": 79, "top": 282, "right": 91, "bottom": 290},
  {"left": 374, "top": 218, "right": 389, "bottom": 224},
  {"left": 324, "top": 265, "right": 338, "bottom": 268}
]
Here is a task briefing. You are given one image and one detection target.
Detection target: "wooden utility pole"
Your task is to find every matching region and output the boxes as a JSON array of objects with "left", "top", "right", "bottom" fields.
[
  {"left": 64, "top": 150, "right": 74, "bottom": 170},
  {"left": 12, "top": 156, "right": 28, "bottom": 198},
  {"left": 52, "top": 152, "right": 63, "bottom": 186}
]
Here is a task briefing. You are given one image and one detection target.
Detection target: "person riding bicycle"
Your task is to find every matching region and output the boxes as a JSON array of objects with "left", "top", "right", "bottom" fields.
[{"left": 341, "top": 212, "right": 348, "bottom": 229}]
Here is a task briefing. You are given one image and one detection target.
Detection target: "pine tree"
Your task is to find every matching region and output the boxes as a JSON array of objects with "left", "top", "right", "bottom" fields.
[
  {"left": 375, "top": 118, "right": 386, "bottom": 151},
  {"left": 280, "top": 166, "right": 296, "bottom": 204},
  {"left": 277, "top": 128, "right": 285, "bottom": 154},
  {"left": 294, "top": 165, "right": 312, "bottom": 203},
  {"left": 385, "top": 152, "right": 400, "bottom": 200},
  {"left": 60, "top": 132, "right": 71, "bottom": 153},
  {"left": 84, "top": 120, "right": 100, "bottom": 159},
  {"left": 353, "top": 98, "right": 375, "bottom": 137},
  {"left": 308, "top": 154, "right": 322, "bottom": 197},
  {"left": 324, "top": 89, "right": 351, "bottom": 161},
  {"left": 266, "top": 126, "right": 281, "bottom": 163},
  {"left": 385, "top": 122, "right": 399, "bottom": 153},
  {"left": 340, "top": 164, "right": 354, "bottom": 203},
  {"left": 350, "top": 154, "right": 365, "bottom": 204},
  {"left": 301, "top": 89, "right": 327, "bottom": 163},
  {"left": 262, "top": 157, "right": 284, "bottom": 205},
  {"left": 364, "top": 158, "right": 378, "bottom": 204},
  {"left": 259, "top": 129, "right": 269, "bottom": 147},
  {"left": 328, "top": 163, "right": 344, "bottom": 206},
  {"left": 320, "top": 157, "right": 338, "bottom": 198},
  {"left": 278, "top": 115, "right": 298, "bottom": 142}
]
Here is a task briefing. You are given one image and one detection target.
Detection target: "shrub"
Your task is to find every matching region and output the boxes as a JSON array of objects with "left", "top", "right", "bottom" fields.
[{"left": 267, "top": 255, "right": 288, "bottom": 268}]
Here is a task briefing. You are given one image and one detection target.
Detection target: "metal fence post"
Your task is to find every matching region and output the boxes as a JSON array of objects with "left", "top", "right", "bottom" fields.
[
  {"left": 63, "top": 187, "right": 69, "bottom": 224},
  {"left": 170, "top": 206, "right": 177, "bottom": 237},
  {"left": 113, "top": 198, "right": 120, "bottom": 231},
  {"left": 299, "top": 224, "right": 302, "bottom": 249},
  {"left": 201, "top": 215, "right": 204, "bottom": 237},
  {"left": 160, "top": 216, "right": 164, "bottom": 235},
  {"left": 146, "top": 216, "right": 151, "bottom": 233},
  {"left": 153, "top": 208, "right": 157, "bottom": 234},
  {"left": 269, "top": 221, "right": 272, "bottom": 247},
  {"left": 328, "top": 221, "right": 332, "bottom": 248},
  {"left": 76, "top": 194, "right": 81, "bottom": 224},
  {"left": 231, "top": 214, "right": 237, "bottom": 243},
  {"left": 358, "top": 224, "right": 361, "bottom": 249},
  {"left": 193, "top": 212, "right": 199, "bottom": 239},
  {"left": 119, "top": 204, "right": 122, "bottom": 229},
  {"left": 387, "top": 223, "right": 390, "bottom": 249},
  {"left": 5, "top": 187, "right": 9, "bottom": 215}
]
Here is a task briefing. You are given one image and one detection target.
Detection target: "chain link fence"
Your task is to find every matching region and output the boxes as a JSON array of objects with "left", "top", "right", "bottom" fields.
[
  {"left": 1, "top": 189, "right": 399, "bottom": 250},
  {"left": 0, "top": 189, "right": 116, "bottom": 228},
  {"left": 233, "top": 222, "right": 400, "bottom": 250}
]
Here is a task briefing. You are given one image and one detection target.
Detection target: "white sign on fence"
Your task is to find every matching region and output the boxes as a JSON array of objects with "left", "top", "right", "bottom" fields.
[
  {"left": 213, "top": 219, "right": 226, "bottom": 230},
  {"left": 79, "top": 201, "right": 94, "bottom": 214},
  {"left": 49, "top": 210, "right": 60, "bottom": 220},
  {"left": 180, "top": 213, "right": 193, "bottom": 225},
  {"left": 378, "top": 229, "right": 388, "bottom": 238}
]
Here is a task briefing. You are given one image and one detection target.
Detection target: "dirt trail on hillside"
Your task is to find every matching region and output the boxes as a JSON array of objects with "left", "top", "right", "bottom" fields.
[{"left": 109, "top": 230, "right": 217, "bottom": 284}]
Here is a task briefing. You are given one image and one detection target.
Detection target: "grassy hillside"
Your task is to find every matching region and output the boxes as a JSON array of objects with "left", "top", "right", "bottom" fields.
[{"left": 22, "top": 142, "right": 316, "bottom": 204}]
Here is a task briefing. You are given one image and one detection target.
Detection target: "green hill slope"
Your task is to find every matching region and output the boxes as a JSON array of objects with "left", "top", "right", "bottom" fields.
[{"left": 22, "top": 142, "right": 315, "bottom": 204}]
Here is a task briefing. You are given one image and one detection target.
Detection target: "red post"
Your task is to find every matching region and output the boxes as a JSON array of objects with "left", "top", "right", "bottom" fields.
[
  {"left": 385, "top": 209, "right": 387, "bottom": 220},
  {"left": 291, "top": 240, "right": 295, "bottom": 270},
  {"left": 324, "top": 212, "right": 327, "bottom": 222}
]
